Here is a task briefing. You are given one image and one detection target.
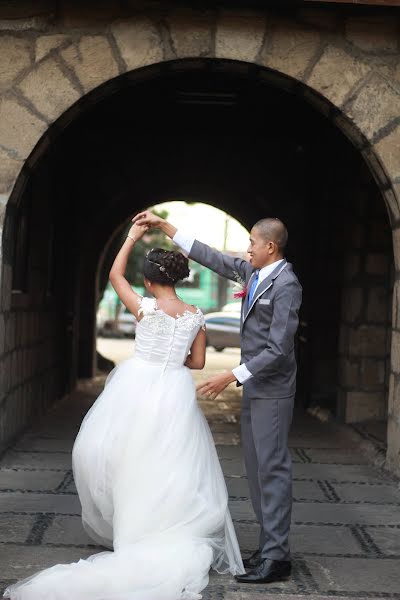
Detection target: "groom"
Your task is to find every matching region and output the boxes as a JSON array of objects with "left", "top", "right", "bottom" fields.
[{"left": 133, "top": 210, "right": 302, "bottom": 584}]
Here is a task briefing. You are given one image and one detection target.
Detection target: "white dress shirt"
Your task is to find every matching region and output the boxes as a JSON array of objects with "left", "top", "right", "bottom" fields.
[{"left": 172, "top": 231, "right": 285, "bottom": 384}]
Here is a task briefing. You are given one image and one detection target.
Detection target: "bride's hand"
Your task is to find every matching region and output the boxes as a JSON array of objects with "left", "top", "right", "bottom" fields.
[
  {"left": 132, "top": 210, "right": 163, "bottom": 229},
  {"left": 127, "top": 222, "right": 149, "bottom": 241}
]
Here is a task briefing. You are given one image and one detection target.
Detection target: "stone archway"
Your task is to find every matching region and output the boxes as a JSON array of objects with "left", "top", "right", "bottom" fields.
[
  {"left": 1, "top": 12, "right": 399, "bottom": 205},
  {"left": 0, "top": 9, "right": 399, "bottom": 473}
]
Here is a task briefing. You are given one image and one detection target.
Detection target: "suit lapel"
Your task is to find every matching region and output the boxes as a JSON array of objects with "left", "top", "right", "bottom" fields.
[
  {"left": 241, "top": 270, "right": 257, "bottom": 323},
  {"left": 243, "top": 260, "right": 287, "bottom": 324}
]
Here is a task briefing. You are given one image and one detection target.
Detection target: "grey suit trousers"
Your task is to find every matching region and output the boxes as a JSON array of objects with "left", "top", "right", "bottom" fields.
[{"left": 241, "top": 391, "right": 294, "bottom": 560}]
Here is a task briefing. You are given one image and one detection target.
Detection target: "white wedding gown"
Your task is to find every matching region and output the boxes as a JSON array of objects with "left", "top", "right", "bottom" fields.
[{"left": 4, "top": 297, "right": 244, "bottom": 600}]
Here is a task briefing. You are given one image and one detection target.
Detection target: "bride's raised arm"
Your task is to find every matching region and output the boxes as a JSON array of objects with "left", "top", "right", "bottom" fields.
[{"left": 108, "top": 221, "right": 148, "bottom": 320}]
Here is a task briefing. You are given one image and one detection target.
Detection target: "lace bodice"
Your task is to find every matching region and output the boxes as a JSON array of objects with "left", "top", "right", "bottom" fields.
[{"left": 134, "top": 297, "right": 205, "bottom": 369}]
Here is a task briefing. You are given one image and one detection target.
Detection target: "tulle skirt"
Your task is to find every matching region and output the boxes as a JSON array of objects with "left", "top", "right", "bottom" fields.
[{"left": 3, "top": 356, "right": 244, "bottom": 600}]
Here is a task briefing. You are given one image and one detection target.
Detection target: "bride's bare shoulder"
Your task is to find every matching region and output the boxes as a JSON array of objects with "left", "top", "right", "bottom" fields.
[{"left": 186, "top": 303, "right": 200, "bottom": 315}]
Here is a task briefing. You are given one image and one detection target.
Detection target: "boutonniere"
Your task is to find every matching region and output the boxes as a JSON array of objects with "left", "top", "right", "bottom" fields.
[{"left": 232, "top": 271, "right": 248, "bottom": 299}]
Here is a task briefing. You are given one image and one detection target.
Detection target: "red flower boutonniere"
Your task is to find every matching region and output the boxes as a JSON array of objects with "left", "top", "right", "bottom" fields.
[
  {"left": 232, "top": 272, "right": 247, "bottom": 299},
  {"left": 233, "top": 286, "right": 248, "bottom": 299}
]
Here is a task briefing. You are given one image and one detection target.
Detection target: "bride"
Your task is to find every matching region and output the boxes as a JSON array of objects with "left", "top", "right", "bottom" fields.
[{"left": 3, "top": 220, "right": 244, "bottom": 600}]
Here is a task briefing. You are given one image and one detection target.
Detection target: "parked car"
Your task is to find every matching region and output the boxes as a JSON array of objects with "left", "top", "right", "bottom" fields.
[
  {"left": 97, "top": 306, "right": 137, "bottom": 338},
  {"left": 117, "top": 306, "right": 137, "bottom": 337},
  {"left": 221, "top": 301, "right": 241, "bottom": 313},
  {"left": 204, "top": 312, "right": 240, "bottom": 352}
]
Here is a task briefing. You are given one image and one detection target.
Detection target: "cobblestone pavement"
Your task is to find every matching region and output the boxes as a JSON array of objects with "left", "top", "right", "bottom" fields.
[{"left": 0, "top": 342, "right": 399, "bottom": 599}]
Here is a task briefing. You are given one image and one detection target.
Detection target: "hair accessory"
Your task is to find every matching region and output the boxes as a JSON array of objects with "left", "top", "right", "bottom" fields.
[{"left": 145, "top": 250, "right": 175, "bottom": 280}]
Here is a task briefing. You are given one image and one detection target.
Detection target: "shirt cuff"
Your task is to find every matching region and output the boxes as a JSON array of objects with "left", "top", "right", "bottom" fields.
[
  {"left": 232, "top": 363, "right": 253, "bottom": 384},
  {"left": 172, "top": 231, "right": 195, "bottom": 255}
]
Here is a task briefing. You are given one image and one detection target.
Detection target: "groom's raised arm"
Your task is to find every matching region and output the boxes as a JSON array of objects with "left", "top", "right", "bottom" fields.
[
  {"left": 173, "top": 231, "right": 252, "bottom": 284},
  {"left": 133, "top": 210, "right": 252, "bottom": 284}
]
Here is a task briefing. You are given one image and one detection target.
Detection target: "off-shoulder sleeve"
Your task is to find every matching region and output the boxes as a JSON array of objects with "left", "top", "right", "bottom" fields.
[
  {"left": 197, "top": 309, "right": 206, "bottom": 331},
  {"left": 137, "top": 296, "right": 157, "bottom": 317}
]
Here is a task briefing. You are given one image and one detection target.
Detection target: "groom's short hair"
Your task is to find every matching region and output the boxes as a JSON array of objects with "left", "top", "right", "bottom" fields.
[{"left": 254, "top": 218, "right": 288, "bottom": 252}]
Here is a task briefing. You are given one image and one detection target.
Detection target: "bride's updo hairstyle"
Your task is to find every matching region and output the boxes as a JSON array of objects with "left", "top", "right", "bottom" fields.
[{"left": 143, "top": 248, "right": 190, "bottom": 285}]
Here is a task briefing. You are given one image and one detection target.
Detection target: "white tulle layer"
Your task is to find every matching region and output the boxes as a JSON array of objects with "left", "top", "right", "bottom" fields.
[{"left": 4, "top": 357, "right": 244, "bottom": 600}]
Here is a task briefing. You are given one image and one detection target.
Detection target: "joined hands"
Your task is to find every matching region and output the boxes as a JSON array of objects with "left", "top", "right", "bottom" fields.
[
  {"left": 132, "top": 210, "right": 163, "bottom": 229},
  {"left": 196, "top": 371, "right": 237, "bottom": 401}
]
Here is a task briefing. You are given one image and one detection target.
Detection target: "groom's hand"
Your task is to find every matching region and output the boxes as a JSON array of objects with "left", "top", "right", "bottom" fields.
[
  {"left": 196, "top": 371, "right": 237, "bottom": 401},
  {"left": 132, "top": 210, "right": 178, "bottom": 240},
  {"left": 132, "top": 210, "right": 163, "bottom": 228}
]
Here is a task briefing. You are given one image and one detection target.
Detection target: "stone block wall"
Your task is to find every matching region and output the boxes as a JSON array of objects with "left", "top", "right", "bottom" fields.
[
  {"left": 338, "top": 176, "right": 393, "bottom": 423},
  {"left": 0, "top": 159, "right": 74, "bottom": 452},
  {"left": 0, "top": 1, "right": 398, "bottom": 472},
  {"left": 0, "top": 312, "right": 65, "bottom": 448},
  {"left": 387, "top": 249, "right": 400, "bottom": 472}
]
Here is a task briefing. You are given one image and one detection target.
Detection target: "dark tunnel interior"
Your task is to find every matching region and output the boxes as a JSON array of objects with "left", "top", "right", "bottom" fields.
[{"left": 7, "top": 59, "right": 393, "bottom": 424}]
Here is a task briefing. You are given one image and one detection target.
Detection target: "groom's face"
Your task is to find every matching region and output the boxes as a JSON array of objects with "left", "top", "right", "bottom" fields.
[{"left": 248, "top": 226, "right": 275, "bottom": 269}]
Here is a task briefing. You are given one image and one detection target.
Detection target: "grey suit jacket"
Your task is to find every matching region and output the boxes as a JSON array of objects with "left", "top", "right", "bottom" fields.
[{"left": 189, "top": 240, "right": 302, "bottom": 399}]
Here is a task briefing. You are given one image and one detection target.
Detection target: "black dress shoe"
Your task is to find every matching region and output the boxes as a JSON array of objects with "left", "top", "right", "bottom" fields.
[
  {"left": 235, "top": 558, "right": 291, "bottom": 584},
  {"left": 243, "top": 549, "right": 262, "bottom": 570}
]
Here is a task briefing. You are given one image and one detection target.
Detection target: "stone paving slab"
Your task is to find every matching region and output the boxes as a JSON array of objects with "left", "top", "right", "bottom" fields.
[
  {"left": 300, "top": 448, "right": 369, "bottom": 465},
  {"left": 0, "top": 492, "right": 81, "bottom": 514},
  {"left": 204, "top": 573, "right": 301, "bottom": 599},
  {"left": 0, "top": 451, "right": 72, "bottom": 470},
  {"left": 288, "top": 436, "right": 352, "bottom": 449},
  {"left": 26, "top": 428, "right": 77, "bottom": 440},
  {"left": 218, "top": 446, "right": 242, "bottom": 459},
  {"left": 293, "top": 463, "right": 391, "bottom": 483},
  {"left": 32, "top": 414, "right": 84, "bottom": 427},
  {"left": 0, "top": 469, "right": 65, "bottom": 491},
  {"left": 42, "top": 515, "right": 96, "bottom": 546},
  {"left": 233, "top": 522, "right": 259, "bottom": 552},
  {"left": 226, "top": 477, "right": 329, "bottom": 503},
  {"left": 292, "top": 501, "right": 400, "bottom": 525},
  {"left": 307, "top": 556, "right": 400, "bottom": 594},
  {"left": 0, "top": 514, "right": 35, "bottom": 543},
  {"left": 234, "top": 522, "right": 364, "bottom": 557},
  {"left": 228, "top": 498, "right": 254, "bottom": 520},
  {"left": 292, "top": 481, "right": 330, "bottom": 502},
  {"left": 333, "top": 482, "right": 400, "bottom": 504},
  {"left": 64, "top": 479, "right": 77, "bottom": 494},
  {"left": 213, "top": 433, "right": 241, "bottom": 445},
  {"left": 364, "top": 526, "right": 400, "bottom": 555},
  {"left": 0, "top": 544, "right": 95, "bottom": 580},
  {"left": 13, "top": 437, "right": 74, "bottom": 453},
  {"left": 27, "top": 419, "right": 81, "bottom": 440},
  {"left": 219, "top": 458, "right": 246, "bottom": 477},
  {"left": 290, "top": 524, "right": 362, "bottom": 556},
  {"left": 209, "top": 423, "right": 241, "bottom": 435},
  {"left": 225, "top": 476, "right": 249, "bottom": 498}
]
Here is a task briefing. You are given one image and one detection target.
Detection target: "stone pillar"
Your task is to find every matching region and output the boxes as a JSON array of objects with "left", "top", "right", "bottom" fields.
[
  {"left": 338, "top": 182, "right": 393, "bottom": 423},
  {"left": 386, "top": 230, "right": 400, "bottom": 475},
  {"left": 0, "top": 160, "right": 77, "bottom": 452}
]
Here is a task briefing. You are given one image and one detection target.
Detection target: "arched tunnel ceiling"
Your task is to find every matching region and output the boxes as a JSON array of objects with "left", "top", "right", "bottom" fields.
[
  {"left": 51, "top": 62, "right": 363, "bottom": 246},
  {"left": 19, "top": 60, "right": 391, "bottom": 394}
]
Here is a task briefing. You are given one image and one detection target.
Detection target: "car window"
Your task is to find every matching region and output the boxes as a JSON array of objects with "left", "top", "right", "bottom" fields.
[
  {"left": 225, "top": 317, "right": 240, "bottom": 327},
  {"left": 206, "top": 316, "right": 240, "bottom": 327},
  {"left": 206, "top": 317, "right": 226, "bottom": 325}
]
